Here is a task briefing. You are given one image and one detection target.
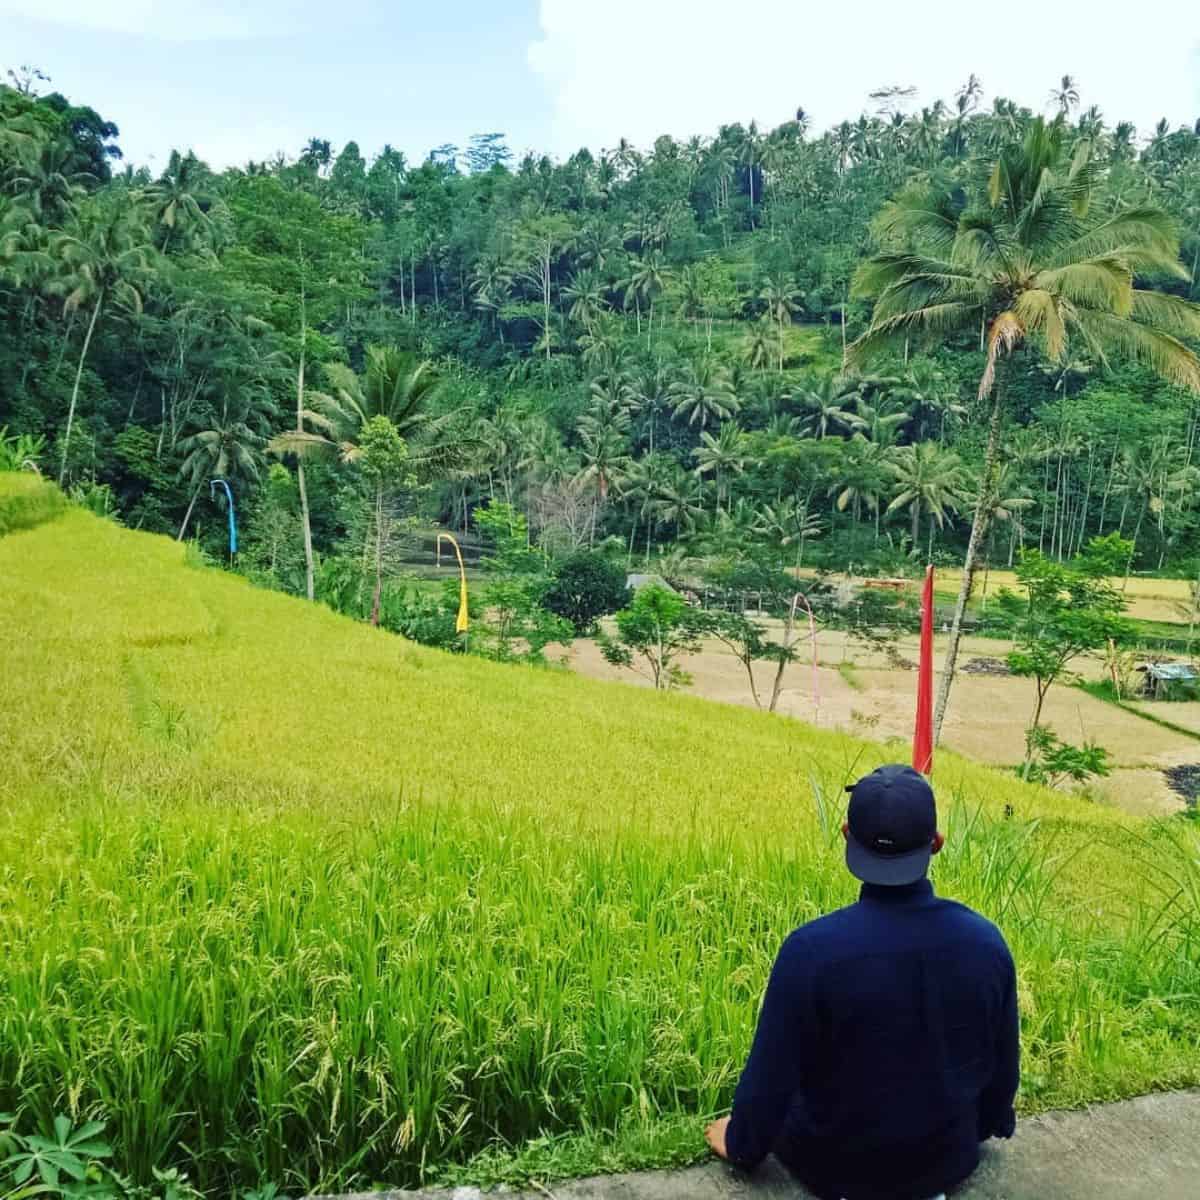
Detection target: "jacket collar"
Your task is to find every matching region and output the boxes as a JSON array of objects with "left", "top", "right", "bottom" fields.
[{"left": 859, "top": 877, "right": 935, "bottom": 904}]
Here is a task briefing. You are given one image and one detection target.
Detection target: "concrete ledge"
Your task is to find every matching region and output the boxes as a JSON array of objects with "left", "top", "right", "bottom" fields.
[{"left": 308, "top": 1089, "right": 1200, "bottom": 1200}]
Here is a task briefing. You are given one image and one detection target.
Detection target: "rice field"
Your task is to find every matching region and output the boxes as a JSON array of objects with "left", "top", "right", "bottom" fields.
[{"left": 2, "top": 488, "right": 1200, "bottom": 1195}]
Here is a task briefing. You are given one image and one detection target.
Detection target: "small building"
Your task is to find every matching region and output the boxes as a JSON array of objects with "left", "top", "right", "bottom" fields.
[
  {"left": 1135, "top": 661, "right": 1199, "bottom": 701},
  {"left": 625, "top": 573, "right": 678, "bottom": 595}
]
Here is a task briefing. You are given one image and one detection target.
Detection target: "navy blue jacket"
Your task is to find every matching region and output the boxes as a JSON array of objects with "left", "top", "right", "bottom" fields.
[{"left": 726, "top": 878, "right": 1018, "bottom": 1200}]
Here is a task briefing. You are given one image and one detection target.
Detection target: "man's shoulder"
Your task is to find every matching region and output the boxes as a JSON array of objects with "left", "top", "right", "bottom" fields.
[
  {"left": 932, "top": 896, "right": 1015, "bottom": 965},
  {"left": 777, "top": 901, "right": 863, "bottom": 954},
  {"left": 777, "top": 893, "right": 1014, "bottom": 966}
]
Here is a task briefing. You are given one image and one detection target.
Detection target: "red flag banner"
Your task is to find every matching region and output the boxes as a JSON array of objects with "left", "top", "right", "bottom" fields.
[{"left": 913, "top": 565, "right": 934, "bottom": 775}]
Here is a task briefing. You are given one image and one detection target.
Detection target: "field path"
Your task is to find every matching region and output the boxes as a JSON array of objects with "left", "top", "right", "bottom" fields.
[{"left": 312, "top": 1090, "right": 1199, "bottom": 1199}]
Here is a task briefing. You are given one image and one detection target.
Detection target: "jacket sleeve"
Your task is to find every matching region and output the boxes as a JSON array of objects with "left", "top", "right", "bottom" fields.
[
  {"left": 978, "top": 951, "right": 1019, "bottom": 1140},
  {"left": 725, "top": 936, "right": 811, "bottom": 1169}
]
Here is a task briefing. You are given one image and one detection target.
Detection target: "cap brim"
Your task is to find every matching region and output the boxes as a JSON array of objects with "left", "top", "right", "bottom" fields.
[{"left": 845, "top": 832, "right": 931, "bottom": 886}]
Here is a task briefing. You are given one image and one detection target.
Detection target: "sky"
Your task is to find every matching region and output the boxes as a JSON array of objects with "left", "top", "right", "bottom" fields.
[{"left": 3, "top": 0, "right": 1199, "bottom": 171}]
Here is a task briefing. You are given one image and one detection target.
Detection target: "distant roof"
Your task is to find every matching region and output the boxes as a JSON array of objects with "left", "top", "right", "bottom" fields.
[
  {"left": 1138, "top": 662, "right": 1198, "bottom": 681},
  {"left": 626, "top": 573, "right": 677, "bottom": 594}
]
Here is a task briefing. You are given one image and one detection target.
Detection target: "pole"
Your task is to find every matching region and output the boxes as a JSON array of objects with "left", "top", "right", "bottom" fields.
[
  {"left": 436, "top": 532, "right": 470, "bottom": 647},
  {"left": 210, "top": 478, "right": 237, "bottom": 564},
  {"left": 789, "top": 591, "right": 820, "bottom": 723},
  {"left": 913, "top": 565, "right": 934, "bottom": 774}
]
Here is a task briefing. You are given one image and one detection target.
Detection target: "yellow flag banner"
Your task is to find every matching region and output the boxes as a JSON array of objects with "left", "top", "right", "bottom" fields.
[{"left": 437, "top": 533, "right": 470, "bottom": 634}]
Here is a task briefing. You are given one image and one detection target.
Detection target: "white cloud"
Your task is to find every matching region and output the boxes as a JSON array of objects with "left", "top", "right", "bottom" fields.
[{"left": 529, "top": 0, "right": 1200, "bottom": 154}]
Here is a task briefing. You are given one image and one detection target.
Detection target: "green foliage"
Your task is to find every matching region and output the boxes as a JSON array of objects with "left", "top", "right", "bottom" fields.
[
  {"left": 834, "top": 587, "right": 913, "bottom": 657},
  {"left": 543, "top": 551, "right": 630, "bottom": 633},
  {"left": 4, "top": 510, "right": 1200, "bottom": 1193},
  {"left": 598, "top": 584, "right": 707, "bottom": 689},
  {"left": 1022, "top": 726, "right": 1112, "bottom": 790},
  {"left": 356, "top": 414, "right": 409, "bottom": 483},
  {"left": 997, "top": 538, "right": 1136, "bottom": 767},
  {"left": 703, "top": 608, "right": 797, "bottom": 708},
  {"left": 475, "top": 501, "right": 542, "bottom": 575},
  {"left": 0, "top": 427, "right": 46, "bottom": 473},
  {"left": 0, "top": 474, "right": 68, "bottom": 536}
]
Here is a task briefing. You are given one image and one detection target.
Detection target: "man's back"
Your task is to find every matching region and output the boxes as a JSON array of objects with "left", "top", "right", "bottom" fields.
[{"left": 725, "top": 879, "right": 1018, "bottom": 1200}]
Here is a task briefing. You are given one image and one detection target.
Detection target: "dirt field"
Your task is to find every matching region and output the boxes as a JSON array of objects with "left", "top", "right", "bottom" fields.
[
  {"left": 935, "top": 566, "right": 1197, "bottom": 625},
  {"left": 565, "top": 627, "right": 1196, "bottom": 817}
]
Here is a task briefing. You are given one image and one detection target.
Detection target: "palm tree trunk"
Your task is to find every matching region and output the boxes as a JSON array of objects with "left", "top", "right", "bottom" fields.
[
  {"left": 176, "top": 477, "right": 204, "bottom": 541},
  {"left": 1124, "top": 502, "right": 1148, "bottom": 589},
  {"left": 370, "top": 482, "right": 384, "bottom": 626},
  {"left": 1098, "top": 440, "right": 1119, "bottom": 533},
  {"left": 58, "top": 292, "right": 103, "bottom": 486},
  {"left": 296, "top": 312, "right": 316, "bottom": 601},
  {"left": 932, "top": 380, "right": 1004, "bottom": 747},
  {"left": 1076, "top": 444, "right": 1096, "bottom": 555}
]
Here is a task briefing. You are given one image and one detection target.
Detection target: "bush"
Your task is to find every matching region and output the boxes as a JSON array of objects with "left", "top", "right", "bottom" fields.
[
  {"left": 0, "top": 475, "right": 68, "bottom": 537},
  {"left": 543, "top": 551, "right": 629, "bottom": 633}
]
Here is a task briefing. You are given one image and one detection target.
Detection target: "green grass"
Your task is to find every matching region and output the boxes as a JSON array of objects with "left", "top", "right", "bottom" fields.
[
  {"left": 836, "top": 660, "right": 865, "bottom": 691},
  {"left": 0, "top": 469, "right": 67, "bottom": 536},
  {"left": 1077, "top": 679, "right": 1200, "bottom": 743},
  {"left": 2, "top": 480, "right": 1200, "bottom": 1196}
]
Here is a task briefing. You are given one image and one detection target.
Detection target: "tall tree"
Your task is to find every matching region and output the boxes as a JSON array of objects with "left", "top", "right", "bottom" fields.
[
  {"left": 852, "top": 116, "right": 1200, "bottom": 743},
  {"left": 47, "top": 192, "right": 153, "bottom": 484}
]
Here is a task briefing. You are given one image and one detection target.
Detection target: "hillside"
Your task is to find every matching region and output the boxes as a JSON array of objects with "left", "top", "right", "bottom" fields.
[{"left": 2, "top": 485, "right": 1199, "bottom": 1195}]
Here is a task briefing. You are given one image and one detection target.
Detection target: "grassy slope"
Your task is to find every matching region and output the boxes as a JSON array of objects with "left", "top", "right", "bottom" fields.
[{"left": 2, "top": 486, "right": 1198, "bottom": 1195}]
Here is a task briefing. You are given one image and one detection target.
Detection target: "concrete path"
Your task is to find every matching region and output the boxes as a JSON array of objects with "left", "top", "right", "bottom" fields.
[{"left": 309, "top": 1090, "right": 1200, "bottom": 1200}]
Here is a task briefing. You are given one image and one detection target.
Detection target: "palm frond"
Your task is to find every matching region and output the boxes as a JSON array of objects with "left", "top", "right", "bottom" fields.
[
  {"left": 1048, "top": 207, "right": 1180, "bottom": 268},
  {"left": 1129, "top": 290, "right": 1200, "bottom": 341},
  {"left": 870, "top": 187, "right": 959, "bottom": 254},
  {"left": 1014, "top": 290, "right": 1067, "bottom": 361},
  {"left": 266, "top": 430, "right": 336, "bottom": 460},
  {"left": 1036, "top": 259, "right": 1131, "bottom": 315},
  {"left": 978, "top": 311, "right": 1025, "bottom": 400},
  {"left": 1077, "top": 312, "right": 1200, "bottom": 393}
]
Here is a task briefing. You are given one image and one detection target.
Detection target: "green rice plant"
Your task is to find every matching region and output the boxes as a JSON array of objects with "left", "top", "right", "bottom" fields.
[
  {"left": 1, "top": 499, "right": 1198, "bottom": 1195},
  {"left": 0, "top": 474, "right": 67, "bottom": 538}
]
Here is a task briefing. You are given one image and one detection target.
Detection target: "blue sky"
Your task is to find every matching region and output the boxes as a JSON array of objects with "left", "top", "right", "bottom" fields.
[{"left": 4, "top": 1, "right": 1199, "bottom": 172}]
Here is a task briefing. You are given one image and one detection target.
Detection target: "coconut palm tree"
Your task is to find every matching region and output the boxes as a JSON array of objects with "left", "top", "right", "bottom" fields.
[
  {"left": 834, "top": 434, "right": 892, "bottom": 538},
  {"left": 793, "top": 373, "right": 865, "bottom": 439},
  {"left": 759, "top": 271, "right": 800, "bottom": 371},
  {"left": 755, "top": 496, "right": 824, "bottom": 568},
  {"left": 143, "top": 150, "right": 214, "bottom": 252},
  {"left": 627, "top": 363, "right": 672, "bottom": 456},
  {"left": 576, "top": 407, "right": 632, "bottom": 544},
  {"left": 1050, "top": 75, "right": 1080, "bottom": 116},
  {"left": 736, "top": 120, "right": 763, "bottom": 217},
  {"left": 622, "top": 251, "right": 668, "bottom": 342},
  {"left": 176, "top": 396, "right": 267, "bottom": 540},
  {"left": 886, "top": 442, "right": 966, "bottom": 550},
  {"left": 893, "top": 361, "right": 966, "bottom": 442},
  {"left": 693, "top": 422, "right": 746, "bottom": 512},
  {"left": 47, "top": 192, "right": 155, "bottom": 485},
  {"left": 6, "top": 135, "right": 93, "bottom": 224},
  {"left": 852, "top": 116, "right": 1200, "bottom": 741},
  {"left": 563, "top": 267, "right": 607, "bottom": 331},
  {"left": 650, "top": 466, "right": 705, "bottom": 539},
  {"left": 669, "top": 358, "right": 739, "bottom": 429},
  {"left": 268, "top": 347, "right": 462, "bottom": 503},
  {"left": 743, "top": 317, "right": 774, "bottom": 372}
]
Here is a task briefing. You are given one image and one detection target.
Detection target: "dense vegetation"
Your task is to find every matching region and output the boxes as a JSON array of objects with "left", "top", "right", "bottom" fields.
[
  {"left": 3, "top": 487, "right": 1199, "bottom": 1196},
  {"left": 4, "top": 70, "right": 1200, "bottom": 633}
]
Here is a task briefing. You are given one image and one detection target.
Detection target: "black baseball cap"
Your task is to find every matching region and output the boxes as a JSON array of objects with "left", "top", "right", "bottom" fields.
[{"left": 844, "top": 764, "right": 937, "bottom": 885}]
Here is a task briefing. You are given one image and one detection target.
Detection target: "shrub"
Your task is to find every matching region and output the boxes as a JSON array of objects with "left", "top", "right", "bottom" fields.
[
  {"left": 543, "top": 551, "right": 630, "bottom": 633},
  {"left": 0, "top": 475, "right": 68, "bottom": 537}
]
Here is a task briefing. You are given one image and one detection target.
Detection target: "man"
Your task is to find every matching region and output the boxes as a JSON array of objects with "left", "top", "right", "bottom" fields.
[{"left": 705, "top": 764, "right": 1019, "bottom": 1200}]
